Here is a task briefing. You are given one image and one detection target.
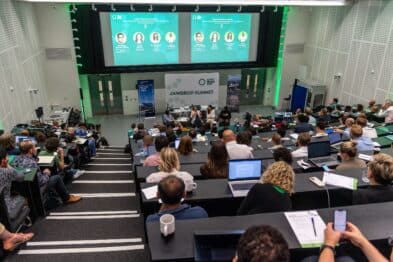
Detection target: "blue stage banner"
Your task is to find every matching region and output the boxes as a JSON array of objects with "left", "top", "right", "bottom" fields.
[
  {"left": 226, "top": 74, "right": 241, "bottom": 112},
  {"left": 137, "top": 80, "right": 156, "bottom": 117}
]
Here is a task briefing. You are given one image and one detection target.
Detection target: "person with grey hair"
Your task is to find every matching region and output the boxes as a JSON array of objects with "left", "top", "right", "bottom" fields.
[{"left": 377, "top": 99, "right": 393, "bottom": 123}]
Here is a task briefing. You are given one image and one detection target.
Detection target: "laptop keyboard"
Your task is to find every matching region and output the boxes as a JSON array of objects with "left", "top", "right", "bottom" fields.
[
  {"left": 313, "top": 157, "right": 335, "bottom": 163},
  {"left": 232, "top": 183, "right": 255, "bottom": 191}
]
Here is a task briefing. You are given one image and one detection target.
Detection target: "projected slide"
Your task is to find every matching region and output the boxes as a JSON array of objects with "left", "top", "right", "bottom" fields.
[
  {"left": 191, "top": 13, "right": 252, "bottom": 63},
  {"left": 110, "top": 13, "right": 179, "bottom": 66}
]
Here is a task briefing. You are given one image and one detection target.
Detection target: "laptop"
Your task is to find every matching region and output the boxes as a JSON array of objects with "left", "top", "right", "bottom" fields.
[
  {"left": 308, "top": 141, "right": 339, "bottom": 167},
  {"left": 194, "top": 230, "right": 244, "bottom": 262},
  {"left": 228, "top": 159, "right": 262, "bottom": 197},
  {"left": 328, "top": 132, "right": 343, "bottom": 150}
]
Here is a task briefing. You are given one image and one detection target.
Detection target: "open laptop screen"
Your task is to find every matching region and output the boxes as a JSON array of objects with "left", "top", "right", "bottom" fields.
[
  {"left": 328, "top": 132, "right": 341, "bottom": 145},
  {"left": 228, "top": 159, "right": 262, "bottom": 181},
  {"left": 308, "top": 141, "right": 331, "bottom": 158}
]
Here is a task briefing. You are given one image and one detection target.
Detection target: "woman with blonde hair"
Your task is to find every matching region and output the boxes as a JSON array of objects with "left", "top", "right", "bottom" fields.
[
  {"left": 237, "top": 161, "right": 294, "bottom": 215},
  {"left": 146, "top": 147, "right": 194, "bottom": 183},
  {"left": 177, "top": 136, "right": 194, "bottom": 156},
  {"left": 336, "top": 141, "right": 366, "bottom": 170}
]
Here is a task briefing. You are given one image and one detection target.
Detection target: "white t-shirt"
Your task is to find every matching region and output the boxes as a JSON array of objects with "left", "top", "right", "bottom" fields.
[
  {"left": 225, "top": 141, "right": 254, "bottom": 160},
  {"left": 291, "top": 146, "right": 308, "bottom": 158},
  {"left": 146, "top": 170, "right": 194, "bottom": 184}
]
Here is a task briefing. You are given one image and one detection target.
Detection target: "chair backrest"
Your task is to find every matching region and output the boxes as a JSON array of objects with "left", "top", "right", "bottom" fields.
[{"left": 0, "top": 186, "right": 11, "bottom": 230}]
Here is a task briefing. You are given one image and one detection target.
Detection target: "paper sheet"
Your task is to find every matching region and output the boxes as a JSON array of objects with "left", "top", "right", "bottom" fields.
[
  {"left": 322, "top": 172, "right": 358, "bottom": 190},
  {"left": 297, "top": 160, "right": 312, "bottom": 169},
  {"left": 38, "top": 156, "right": 54, "bottom": 165},
  {"left": 285, "top": 210, "right": 326, "bottom": 248},
  {"left": 358, "top": 153, "right": 373, "bottom": 161},
  {"left": 290, "top": 134, "right": 299, "bottom": 140},
  {"left": 142, "top": 185, "right": 158, "bottom": 200}
]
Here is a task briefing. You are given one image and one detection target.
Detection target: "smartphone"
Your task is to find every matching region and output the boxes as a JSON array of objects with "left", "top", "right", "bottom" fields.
[
  {"left": 334, "top": 209, "right": 347, "bottom": 232},
  {"left": 322, "top": 164, "right": 331, "bottom": 172}
]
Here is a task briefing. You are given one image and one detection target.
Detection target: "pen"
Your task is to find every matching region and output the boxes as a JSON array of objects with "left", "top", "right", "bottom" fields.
[{"left": 311, "top": 217, "right": 317, "bottom": 237}]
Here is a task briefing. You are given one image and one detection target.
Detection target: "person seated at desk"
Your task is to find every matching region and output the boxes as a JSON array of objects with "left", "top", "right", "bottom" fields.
[
  {"left": 0, "top": 148, "right": 27, "bottom": 217},
  {"left": 367, "top": 99, "right": 376, "bottom": 112},
  {"left": 236, "top": 131, "right": 252, "bottom": 147},
  {"left": 218, "top": 106, "right": 231, "bottom": 126},
  {"left": 267, "top": 133, "right": 283, "bottom": 150},
  {"left": 294, "top": 114, "right": 313, "bottom": 134},
  {"left": 133, "top": 123, "right": 147, "bottom": 141},
  {"left": 237, "top": 161, "right": 294, "bottom": 216},
  {"left": 377, "top": 99, "right": 393, "bottom": 123},
  {"left": 335, "top": 117, "right": 354, "bottom": 140},
  {"left": 318, "top": 108, "right": 331, "bottom": 123},
  {"left": 0, "top": 222, "right": 34, "bottom": 252},
  {"left": 316, "top": 222, "right": 390, "bottom": 262},
  {"left": 355, "top": 116, "right": 377, "bottom": 139},
  {"left": 273, "top": 147, "right": 293, "bottom": 165},
  {"left": 177, "top": 136, "right": 194, "bottom": 156},
  {"left": 40, "top": 137, "right": 85, "bottom": 180},
  {"left": 336, "top": 141, "right": 366, "bottom": 171},
  {"left": 188, "top": 129, "right": 198, "bottom": 143},
  {"left": 305, "top": 107, "right": 317, "bottom": 126},
  {"left": 0, "top": 133, "right": 20, "bottom": 156},
  {"left": 313, "top": 122, "right": 328, "bottom": 137},
  {"left": 75, "top": 123, "right": 96, "bottom": 157},
  {"left": 350, "top": 125, "right": 374, "bottom": 152},
  {"left": 142, "top": 135, "right": 156, "bottom": 156},
  {"left": 143, "top": 136, "right": 169, "bottom": 167},
  {"left": 12, "top": 140, "right": 81, "bottom": 205},
  {"left": 200, "top": 141, "right": 229, "bottom": 179},
  {"left": 146, "top": 148, "right": 193, "bottom": 183},
  {"left": 353, "top": 153, "right": 393, "bottom": 205},
  {"left": 328, "top": 98, "right": 339, "bottom": 110},
  {"left": 162, "top": 110, "right": 175, "bottom": 126},
  {"left": 291, "top": 132, "right": 311, "bottom": 158},
  {"left": 146, "top": 175, "right": 207, "bottom": 222},
  {"left": 233, "top": 225, "right": 289, "bottom": 262},
  {"left": 222, "top": 130, "right": 253, "bottom": 160}
]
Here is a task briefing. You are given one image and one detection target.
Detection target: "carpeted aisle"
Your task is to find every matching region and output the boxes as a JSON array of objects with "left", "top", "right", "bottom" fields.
[{"left": 5, "top": 147, "right": 149, "bottom": 262}]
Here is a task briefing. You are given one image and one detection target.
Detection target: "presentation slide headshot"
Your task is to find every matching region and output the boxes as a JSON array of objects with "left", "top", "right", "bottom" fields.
[
  {"left": 238, "top": 31, "right": 248, "bottom": 42},
  {"left": 133, "top": 32, "right": 145, "bottom": 44},
  {"left": 224, "top": 32, "right": 234, "bottom": 43},
  {"left": 210, "top": 31, "right": 220, "bottom": 43},
  {"left": 115, "top": 32, "right": 127, "bottom": 44},
  {"left": 150, "top": 32, "right": 161, "bottom": 43},
  {"left": 194, "top": 32, "right": 204, "bottom": 43},
  {"left": 165, "top": 32, "right": 176, "bottom": 43}
]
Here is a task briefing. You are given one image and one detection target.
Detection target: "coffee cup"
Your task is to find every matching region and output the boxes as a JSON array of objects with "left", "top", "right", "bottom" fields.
[
  {"left": 184, "top": 179, "right": 197, "bottom": 192},
  {"left": 160, "top": 214, "right": 175, "bottom": 237}
]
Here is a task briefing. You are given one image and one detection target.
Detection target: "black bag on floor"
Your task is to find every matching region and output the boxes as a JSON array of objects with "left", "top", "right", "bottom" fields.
[{"left": 124, "top": 144, "right": 131, "bottom": 154}]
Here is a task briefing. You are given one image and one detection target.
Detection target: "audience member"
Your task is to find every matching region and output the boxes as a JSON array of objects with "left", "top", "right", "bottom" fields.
[
  {"left": 292, "top": 132, "right": 311, "bottom": 158},
  {"left": 133, "top": 123, "right": 146, "bottom": 141},
  {"left": 277, "top": 126, "right": 287, "bottom": 138},
  {"left": 200, "top": 141, "right": 229, "bottom": 179},
  {"left": 233, "top": 225, "right": 289, "bottom": 262},
  {"left": 142, "top": 135, "right": 156, "bottom": 156},
  {"left": 314, "top": 122, "right": 328, "bottom": 137},
  {"left": 34, "top": 132, "right": 47, "bottom": 149},
  {"left": 318, "top": 222, "right": 389, "bottom": 262},
  {"left": 206, "top": 105, "right": 216, "bottom": 128},
  {"left": 143, "top": 136, "right": 169, "bottom": 167},
  {"left": 222, "top": 130, "right": 253, "bottom": 159},
  {"left": 367, "top": 99, "right": 376, "bottom": 112},
  {"left": 294, "top": 114, "right": 313, "bottom": 133},
  {"left": 329, "top": 98, "right": 339, "bottom": 110},
  {"left": 12, "top": 140, "right": 81, "bottom": 205},
  {"left": 350, "top": 124, "right": 374, "bottom": 151},
  {"left": 269, "top": 133, "right": 282, "bottom": 150},
  {"left": 0, "top": 148, "right": 26, "bottom": 216},
  {"left": 190, "top": 106, "right": 201, "bottom": 127},
  {"left": 336, "top": 141, "right": 366, "bottom": 170},
  {"left": 75, "top": 123, "right": 96, "bottom": 157},
  {"left": 377, "top": 99, "right": 393, "bottom": 123},
  {"left": 305, "top": 107, "right": 316, "bottom": 126},
  {"left": 353, "top": 153, "right": 393, "bottom": 205},
  {"left": 0, "top": 222, "right": 33, "bottom": 252},
  {"left": 273, "top": 147, "right": 293, "bottom": 165},
  {"left": 146, "top": 175, "right": 208, "bottom": 222},
  {"left": 237, "top": 161, "right": 293, "bottom": 215},
  {"left": 177, "top": 136, "right": 194, "bottom": 156},
  {"left": 219, "top": 106, "right": 231, "bottom": 126},
  {"left": 356, "top": 117, "right": 377, "bottom": 139},
  {"left": 0, "top": 133, "right": 19, "bottom": 155},
  {"left": 188, "top": 128, "right": 198, "bottom": 143},
  {"left": 166, "top": 128, "right": 177, "bottom": 145},
  {"left": 236, "top": 131, "right": 252, "bottom": 146},
  {"left": 318, "top": 108, "right": 331, "bottom": 123},
  {"left": 146, "top": 148, "right": 193, "bottom": 183},
  {"left": 335, "top": 117, "right": 355, "bottom": 140}
]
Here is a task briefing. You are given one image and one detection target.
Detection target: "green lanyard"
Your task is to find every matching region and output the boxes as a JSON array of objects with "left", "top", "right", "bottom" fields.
[{"left": 273, "top": 185, "right": 286, "bottom": 194}]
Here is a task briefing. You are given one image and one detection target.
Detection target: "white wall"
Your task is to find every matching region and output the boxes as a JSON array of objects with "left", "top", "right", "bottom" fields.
[
  {"left": 0, "top": 0, "right": 49, "bottom": 131},
  {"left": 303, "top": 0, "right": 393, "bottom": 105},
  {"left": 34, "top": 3, "right": 81, "bottom": 110},
  {"left": 280, "top": 7, "right": 311, "bottom": 109}
]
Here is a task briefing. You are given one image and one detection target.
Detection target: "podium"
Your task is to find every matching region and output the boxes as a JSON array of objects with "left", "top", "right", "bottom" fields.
[{"left": 291, "top": 79, "right": 326, "bottom": 112}]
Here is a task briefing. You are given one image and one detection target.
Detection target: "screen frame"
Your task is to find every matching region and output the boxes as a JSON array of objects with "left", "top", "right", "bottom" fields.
[{"left": 72, "top": 5, "right": 283, "bottom": 74}]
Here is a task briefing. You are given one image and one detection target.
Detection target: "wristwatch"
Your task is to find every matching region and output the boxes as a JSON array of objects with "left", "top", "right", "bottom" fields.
[{"left": 320, "top": 244, "right": 336, "bottom": 255}]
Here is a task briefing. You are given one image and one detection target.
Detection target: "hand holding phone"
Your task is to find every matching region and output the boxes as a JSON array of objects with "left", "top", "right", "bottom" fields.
[{"left": 334, "top": 209, "right": 347, "bottom": 232}]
